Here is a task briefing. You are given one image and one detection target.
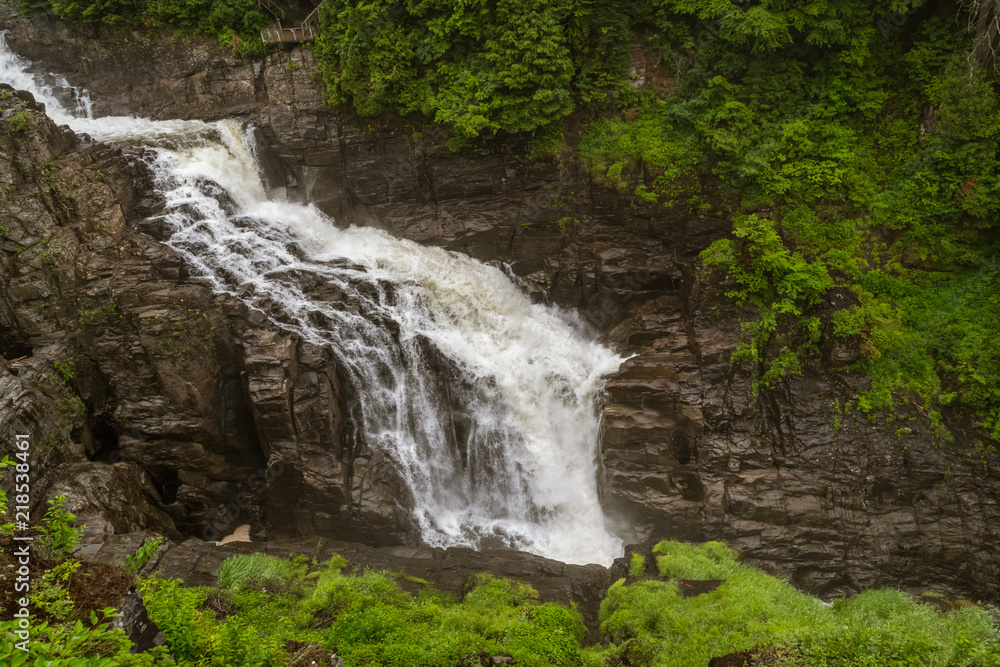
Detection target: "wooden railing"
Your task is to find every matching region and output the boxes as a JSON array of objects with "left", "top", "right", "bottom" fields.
[{"left": 260, "top": 2, "right": 323, "bottom": 43}]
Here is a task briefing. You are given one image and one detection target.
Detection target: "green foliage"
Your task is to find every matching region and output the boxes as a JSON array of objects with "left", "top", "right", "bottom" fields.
[
  {"left": 567, "top": 1, "right": 1000, "bottom": 438},
  {"left": 139, "top": 577, "right": 210, "bottom": 661},
  {"left": 628, "top": 552, "right": 646, "bottom": 580},
  {"left": 0, "top": 455, "right": 14, "bottom": 535},
  {"left": 78, "top": 300, "right": 119, "bottom": 325},
  {"left": 2, "top": 536, "right": 978, "bottom": 667},
  {"left": 659, "top": 0, "right": 918, "bottom": 54},
  {"left": 216, "top": 552, "right": 307, "bottom": 595},
  {"left": 39, "top": 495, "right": 84, "bottom": 560},
  {"left": 653, "top": 540, "right": 742, "bottom": 579},
  {"left": 136, "top": 546, "right": 1000, "bottom": 666},
  {"left": 315, "top": 0, "right": 605, "bottom": 139},
  {"left": 596, "top": 541, "right": 1000, "bottom": 667},
  {"left": 790, "top": 590, "right": 1000, "bottom": 667},
  {"left": 54, "top": 359, "right": 76, "bottom": 384},
  {"left": 28, "top": 0, "right": 269, "bottom": 55},
  {"left": 125, "top": 536, "right": 165, "bottom": 574},
  {"left": 0, "top": 619, "right": 176, "bottom": 665},
  {"left": 702, "top": 214, "right": 832, "bottom": 390},
  {"left": 142, "top": 556, "right": 591, "bottom": 666},
  {"left": 897, "top": 263, "right": 1000, "bottom": 438},
  {"left": 579, "top": 117, "right": 702, "bottom": 207},
  {"left": 34, "top": 560, "right": 83, "bottom": 620},
  {"left": 8, "top": 110, "right": 32, "bottom": 133}
]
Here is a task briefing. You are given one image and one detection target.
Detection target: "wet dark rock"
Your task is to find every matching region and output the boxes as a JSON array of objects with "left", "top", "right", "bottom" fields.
[
  {"left": 0, "top": 90, "right": 408, "bottom": 549},
  {"left": 46, "top": 462, "right": 179, "bottom": 545},
  {"left": 111, "top": 588, "right": 167, "bottom": 654},
  {"left": 598, "top": 278, "right": 1000, "bottom": 602}
]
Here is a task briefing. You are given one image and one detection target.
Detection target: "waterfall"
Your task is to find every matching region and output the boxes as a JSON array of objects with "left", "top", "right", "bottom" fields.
[{"left": 0, "top": 34, "right": 625, "bottom": 566}]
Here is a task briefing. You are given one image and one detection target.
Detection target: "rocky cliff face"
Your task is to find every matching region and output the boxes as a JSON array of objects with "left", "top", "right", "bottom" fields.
[
  {"left": 1, "top": 10, "right": 997, "bottom": 603},
  {"left": 0, "top": 85, "right": 409, "bottom": 548}
]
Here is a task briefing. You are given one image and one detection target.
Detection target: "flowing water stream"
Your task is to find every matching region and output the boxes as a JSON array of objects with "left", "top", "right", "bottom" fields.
[{"left": 0, "top": 35, "right": 625, "bottom": 566}]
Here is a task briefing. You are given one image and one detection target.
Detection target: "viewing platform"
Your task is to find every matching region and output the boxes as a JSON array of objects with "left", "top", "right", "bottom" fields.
[{"left": 258, "top": 0, "right": 323, "bottom": 44}]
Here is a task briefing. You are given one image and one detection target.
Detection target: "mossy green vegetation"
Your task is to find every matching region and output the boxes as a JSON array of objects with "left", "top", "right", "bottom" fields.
[
  {"left": 8, "top": 109, "right": 32, "bottom": 133},
  {"left": 3, "top": 542, "right": 1000, "bottom": 665},
  {"left": 216, "top": 551, "right": 307, "bottom": 593},
  {"left": 595, "top": 541, "right": 1000, "bottom": 667},
  {"left": 17, "top": 0, "right": 270, "bottom": 55}
]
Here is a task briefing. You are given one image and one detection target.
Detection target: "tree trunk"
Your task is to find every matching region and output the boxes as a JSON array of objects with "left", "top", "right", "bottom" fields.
[{"left": 972, "top": 0, "right": 1000, "bottom": 65}]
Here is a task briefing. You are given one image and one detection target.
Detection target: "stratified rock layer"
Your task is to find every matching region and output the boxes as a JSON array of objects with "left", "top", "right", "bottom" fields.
[{"left": 0, "top": 11, "right": 997, "bottom": 603}]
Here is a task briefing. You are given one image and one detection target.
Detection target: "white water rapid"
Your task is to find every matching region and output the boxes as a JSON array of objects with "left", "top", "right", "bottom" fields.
[{"left": 0, "top": 34, "right": 626, "bottom": 566}]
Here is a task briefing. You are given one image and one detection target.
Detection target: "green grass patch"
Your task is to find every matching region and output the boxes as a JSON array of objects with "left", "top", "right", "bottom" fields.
[
  {"left": 216, "top": 552, "right": 307, "bottom": 595},
  {"left": 594, "top": 541, "right": 1000, "bottom": 667}
]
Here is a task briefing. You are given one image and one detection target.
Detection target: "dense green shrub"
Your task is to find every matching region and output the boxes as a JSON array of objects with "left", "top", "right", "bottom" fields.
[
  {"left": 653, "top": 540, "right": 742, "bottom": 579},
  {"left": 312, "top": 0, "right": 658, "bottom": 140},
  {"left": 701, "top": 214, "right": 833, "bottom": 390},
  {"left": 8, "top": 110, "right": 32, "bottom": 133},
  {"left": 131, "top": 545, "right": 1000, "bottom": 666},
  {"left": 313, "top": 0, "right": 576, "bottom": 140},
  {"left": 139, "top": 577, "right": 210, "bottom": 661},
  {"left": 3, "top": 530, "right": 993, "bottom": 667},
  {"left": 0, "top": 456, "right": 14, "bottom": 535},
  {"left": 0, "top": 618, "right": 175, "bottom": 665}
]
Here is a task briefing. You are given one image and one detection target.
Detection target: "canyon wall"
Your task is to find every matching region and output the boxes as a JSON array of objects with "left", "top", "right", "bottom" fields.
[{"left": 0, "top": 9, "right": 997, "bottom": 602}]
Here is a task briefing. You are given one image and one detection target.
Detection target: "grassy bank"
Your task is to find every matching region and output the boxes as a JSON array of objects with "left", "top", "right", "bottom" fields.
[{"left": 3, "top": 537, "right": 999, "bottom": 666}]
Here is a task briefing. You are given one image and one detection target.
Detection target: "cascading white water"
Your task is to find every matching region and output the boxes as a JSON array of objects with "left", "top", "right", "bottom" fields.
[{"left": 0, "top": 34, "right": 626, "bottom": 565}]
